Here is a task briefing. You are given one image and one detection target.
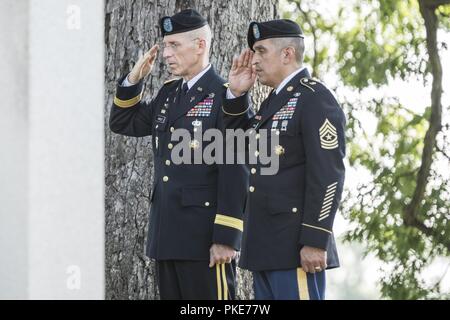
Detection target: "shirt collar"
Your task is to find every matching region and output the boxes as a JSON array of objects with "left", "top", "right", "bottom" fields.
[
  {"left": 275, "top": 66, "right": 306, "bottom": 95},
  {"left": 182, "top": 64, "right": 212, "bottom": 90}
]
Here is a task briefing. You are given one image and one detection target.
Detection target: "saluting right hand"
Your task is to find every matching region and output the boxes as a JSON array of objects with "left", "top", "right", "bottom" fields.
[
  {"left": 228, "top": 49, "right": 257, "bottom": 97},
  {"left": 128, "top": 44, "right": 159, "bottom": 84}
]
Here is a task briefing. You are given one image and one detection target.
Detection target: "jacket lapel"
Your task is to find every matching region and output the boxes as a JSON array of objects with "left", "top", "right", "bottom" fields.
[{"left": 256, "top": 68, "right": 310, "bottom": 130}]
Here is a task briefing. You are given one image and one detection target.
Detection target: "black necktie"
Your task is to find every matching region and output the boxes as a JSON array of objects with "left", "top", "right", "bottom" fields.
[{"left": 182, "top": 82, "right": 189, "bottom": 95}]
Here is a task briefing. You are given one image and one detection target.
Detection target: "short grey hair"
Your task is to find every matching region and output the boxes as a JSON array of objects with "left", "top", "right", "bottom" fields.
[
  {"left": 272, "top": 37, "right": 304, "bottom": 64},
  {"left": 186, "top": 24, "right": 212, "bottom": 53}
]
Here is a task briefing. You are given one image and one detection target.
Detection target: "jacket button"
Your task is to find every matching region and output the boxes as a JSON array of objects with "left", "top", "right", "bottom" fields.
[
  {"left": 168, "top": 143, "right": 173, "bottom": 149},
  {"left": 170, "top": 127, "right": 175, "bottom": 132},
  {"left": 249, "top": 186, "right": 255, "bottom": 192},
  {"left": 254, "top": 150, "right": 259, "bottom": 157},
  {"left": 275, "top": 130, "right": 280, "bottom": 135},
  {"left": 251, "top": 168, "right": 256, "bottom": 174},
  {"left": 190, "top": 139, "right": 200, "bottom": 149},
  {"left": 165, "top": 160, "right": 171, "bottom": 166},
  {"left": 163, "top": 176, "right": 169, "bottom": 182},
  {"left": 205, "top": 202, "right": 210, "bottom": 207},
  {"left": 274, "top": 145, "right": 285, "bottom": 155},
  {"left": 292, "top": 207, "right": 298, "bottom": 213},
  {"left": 255, "top": 133, "right": 260, "bottom": 140}
]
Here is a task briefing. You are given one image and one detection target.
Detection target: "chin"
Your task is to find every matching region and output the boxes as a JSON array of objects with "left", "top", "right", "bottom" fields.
[{"left": 258, "top": 76, "right": 268, "bottom": 86}]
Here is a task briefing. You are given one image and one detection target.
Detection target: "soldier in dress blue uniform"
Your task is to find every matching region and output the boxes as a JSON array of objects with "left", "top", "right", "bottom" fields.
[
  {"left": 109, "top": 9, "right": 247, "bottom": 300},
  {"left": 222, "top": 19, "right": 346, "bottom": 300}
]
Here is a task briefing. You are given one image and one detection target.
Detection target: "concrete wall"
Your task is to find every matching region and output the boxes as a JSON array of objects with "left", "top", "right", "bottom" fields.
[{"left": 0, "top": 0, "right": 104, "bottom": 299}]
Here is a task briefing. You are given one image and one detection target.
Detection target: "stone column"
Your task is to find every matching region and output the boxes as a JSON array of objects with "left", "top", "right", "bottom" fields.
[{"left": 0, "top": 0, "right": 104, "bottom": 299}]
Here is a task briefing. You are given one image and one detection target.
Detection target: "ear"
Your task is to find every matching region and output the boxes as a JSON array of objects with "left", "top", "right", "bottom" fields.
[
  {"left": 197, "top": 38, "right": 207, "bottom": 50},
  {"left": 282, "top": 47, "right": 295, "bottom": 64}
]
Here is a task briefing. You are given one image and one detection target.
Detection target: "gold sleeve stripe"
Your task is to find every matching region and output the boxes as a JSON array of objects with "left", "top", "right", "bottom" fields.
[
  {"left": 114, "top": 92, "right": 143, "bottom": 108},
  {"left": 216, "top": 264, "right": 222, "bottom": 300},
  {"left": 319, "top": 181, "right": 338, "bottom": 222},
  {"left": 302, "top": 223, "right": 332, "bottom": 234},
  {"left": 222, "top": 105, "right": 250, "bottom": 116},
  {"left": 215, "top": 214, "right": 243, "bottom": 232},
  {"left": 297, "top": 268, "right": 310, "bottom": 300}
]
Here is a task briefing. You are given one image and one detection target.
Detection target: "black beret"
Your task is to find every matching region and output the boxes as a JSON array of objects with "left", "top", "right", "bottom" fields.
[
  {"left": 160, "top": 9, "right": 208, "bottom": 37},
  {"left": 247, "top": 19, "right": 304, "bottom": 50}
]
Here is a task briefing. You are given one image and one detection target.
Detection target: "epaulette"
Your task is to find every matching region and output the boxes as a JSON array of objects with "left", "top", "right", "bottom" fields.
[
  {"left": 223, "top": 82, "right": 229, "bottom": 88},
  {"left": 300, "top": 77, "right": 323, "bottom": 92}
]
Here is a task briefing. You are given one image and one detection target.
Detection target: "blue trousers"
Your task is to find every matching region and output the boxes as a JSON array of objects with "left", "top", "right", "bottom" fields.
[{"left": 253, "top": 268, "right": 326, "bottom": 300}]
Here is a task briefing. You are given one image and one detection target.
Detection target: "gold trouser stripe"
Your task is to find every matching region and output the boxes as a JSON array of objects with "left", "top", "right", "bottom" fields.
[
  {"left": 114, "top": 92, "right": 142, "bottom": 108},
  {"left": 215, "top": 214, "right": 243, "bottom": 232},
  {"left": 302, "top": 223, "right": 332, "bottom": 234},
  {"left": 297, "top": 268, "right": 310, "bottom": 300},
  {"left": 221, "top": 264, "right": 228, "bottom": 300},
  {"left": 216, "top": 264, "right": 222, "bottom": 300}
]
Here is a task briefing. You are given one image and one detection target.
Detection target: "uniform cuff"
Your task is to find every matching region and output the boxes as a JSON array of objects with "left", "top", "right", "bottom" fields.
[
  {"left": 212, "top": 214, "right": 243, "bottom": 251},
  {"left": 114, "top": 75, "right": 144, "bottom": 108},
  {"left": 222, "top": 93, "right": 249, "bottom": 116},
  {"left": 121, "top": 73, "right": 135, "bottom": 87},
  {"left": 299, "top": 223, "right": 331, "bottom": 250}
]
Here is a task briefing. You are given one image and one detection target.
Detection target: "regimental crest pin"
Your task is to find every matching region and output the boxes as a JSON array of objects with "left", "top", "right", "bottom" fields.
[{"left": 192, "top": 119, "right": 202, "bottom": 127}]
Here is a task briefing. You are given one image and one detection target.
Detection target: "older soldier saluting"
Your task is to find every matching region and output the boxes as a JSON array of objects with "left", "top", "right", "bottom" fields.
[
  {"left": 222, "top": 19, "right": 346, "bottom": 300},
  {"left": 109, "top": 9, "right": 247, "bottom": 300}
]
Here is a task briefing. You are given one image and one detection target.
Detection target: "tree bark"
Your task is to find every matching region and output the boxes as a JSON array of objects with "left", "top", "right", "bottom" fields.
[{"left": 105, "top": 0, "right": 277, "bottom": 300}]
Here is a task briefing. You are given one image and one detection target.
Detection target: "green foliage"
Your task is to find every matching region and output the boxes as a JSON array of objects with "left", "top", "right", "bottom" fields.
[
  {"left": 336, "top": 0, "right": 427, "bottom": 89},
  {"left": 437, "top": 5, "right": 450, "bottom": 30},
  {"left": 285, "top": 0, "right": 450, "bottom": 299}
]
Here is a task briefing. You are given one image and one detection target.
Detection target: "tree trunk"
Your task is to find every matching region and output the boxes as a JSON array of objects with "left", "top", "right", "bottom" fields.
[
  {"left": 105, "top": 0, "right": 277, "bottom": 300},
  {"left": 403, "top": 0, "right": 449, "bottom": 251}
]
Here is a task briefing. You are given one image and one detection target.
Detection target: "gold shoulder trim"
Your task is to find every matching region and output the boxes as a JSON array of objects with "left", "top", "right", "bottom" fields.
[
  {"left": 300, "top": 78, "right": 316, "bottom": 92},
  {"left": 164, "top": 78, "right": 178, "bottom": 85}
]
